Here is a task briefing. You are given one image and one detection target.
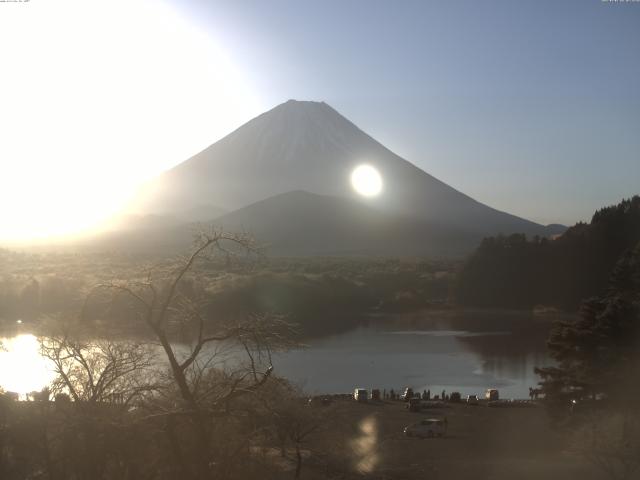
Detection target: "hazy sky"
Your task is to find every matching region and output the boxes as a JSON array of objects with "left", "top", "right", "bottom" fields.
[{"left": 1, "top": 0, "right": 638, "bottom": 240}]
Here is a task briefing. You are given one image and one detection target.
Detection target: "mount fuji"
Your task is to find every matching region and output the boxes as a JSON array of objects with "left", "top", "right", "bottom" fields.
[{"left": 123, "top": 100, "right": 563, "bottom": 256}]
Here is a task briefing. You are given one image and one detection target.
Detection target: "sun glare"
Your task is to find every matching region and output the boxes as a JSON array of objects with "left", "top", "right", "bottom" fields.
[
  {"left": 0, "top": 0, "right": 263, "bottom": 242},
  {"left": 351, "top": 164, "right": 383, "bottom": 197},
  {"left": 0, "top": 334, "right": 55, "bottom": 397}
]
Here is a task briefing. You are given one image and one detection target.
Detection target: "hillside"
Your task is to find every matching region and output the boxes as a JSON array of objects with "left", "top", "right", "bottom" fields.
[
  {"left": 90, "top": 191, "right": 480, "bottom": 257},
  {"left": 208, "top": 190, "right": 479, "bottom": 257}
]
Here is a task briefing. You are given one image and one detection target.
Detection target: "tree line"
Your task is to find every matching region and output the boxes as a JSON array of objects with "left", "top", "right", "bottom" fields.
[
  {"left": 455, "top": 196, "right": 640, "bottom": 310},
  {"left": 0, "top": 250, "right": 453, "bottom": 338}
]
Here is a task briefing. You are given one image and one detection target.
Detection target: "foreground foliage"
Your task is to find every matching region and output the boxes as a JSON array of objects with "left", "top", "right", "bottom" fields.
[
  {"left": 0, "top": 234, "right": 317, "bottom": 480},
  {"left": 536, "top": 243, "right": 640, "bottom": 405},
  {"left": 536, "top": 243, "right": 640, "bottom": 480}
]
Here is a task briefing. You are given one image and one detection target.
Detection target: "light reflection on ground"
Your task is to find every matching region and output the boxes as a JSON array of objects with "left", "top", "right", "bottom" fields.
[{"left": 350, "top": 414, "right": 379, "bottom": 473}]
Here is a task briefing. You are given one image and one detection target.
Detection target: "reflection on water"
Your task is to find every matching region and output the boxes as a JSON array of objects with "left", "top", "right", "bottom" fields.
[
  {"left": 388, "top": 330, "right": 510, "bottom": 337},
  {"left": 271, "top": 310, "right": 559, "bottom": 399},
  {"left": 0, "top": 334, "right": 56, "bottom": 397},
  {"left": 0, "top": 310, "right": 561, "bottom": 400}
]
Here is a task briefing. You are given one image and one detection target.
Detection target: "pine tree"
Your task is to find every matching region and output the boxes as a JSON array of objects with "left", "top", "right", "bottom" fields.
[{"left": 536, "top": 242, "right": 640, "bottom": 406}]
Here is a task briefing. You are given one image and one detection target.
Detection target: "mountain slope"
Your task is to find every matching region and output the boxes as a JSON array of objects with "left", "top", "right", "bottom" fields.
[
  {"left": 208, "top": 190, "right": 481, "bottom": 257},
  {"left": 136, "top": 100, "right": 559, "bottom": 238},
  {"left": 99, "top": 191, "right": 480, "bottom": 257}
]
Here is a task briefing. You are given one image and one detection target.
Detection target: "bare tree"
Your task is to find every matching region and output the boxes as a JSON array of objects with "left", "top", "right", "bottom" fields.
[
  {"left": 288, "top": 405, "right": 320, "bottom": 479},
  {"left": 84, "top": 231, "right": 298, "bottom": 479},
  {"left": 40, "top": 328, "right": 156, "bottom": 406},
  {"left": 258, "top": 381, "right": 322, "bottom": 479}
]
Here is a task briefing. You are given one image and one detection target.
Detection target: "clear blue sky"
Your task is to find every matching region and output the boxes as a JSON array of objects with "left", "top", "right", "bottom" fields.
[{"left": 176, "top": 0, "right": 639, "bottom": 226}]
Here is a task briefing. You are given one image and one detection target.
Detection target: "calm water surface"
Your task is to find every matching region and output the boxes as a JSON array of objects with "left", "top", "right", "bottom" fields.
[
  {"left": 273, "top": 309, "right": 559, "bottom": 399},
  {"left": 0, "top": 310, "right": 560, "bottom": 399}
]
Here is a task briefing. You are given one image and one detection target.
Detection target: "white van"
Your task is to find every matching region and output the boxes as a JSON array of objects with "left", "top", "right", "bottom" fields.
[
  {"left": 485, "top": 389, "right": 499, "bottom": 401},
  {"left": 354, "top": 388, "right": 368, "bottom": 402}
]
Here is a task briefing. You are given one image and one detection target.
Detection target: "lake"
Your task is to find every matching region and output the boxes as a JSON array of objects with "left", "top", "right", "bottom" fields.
[
  {"left": 0, "top": 309, "right": 561, "bottom": 399},
  {"left": 272, "top": 309, "right": 557, "bottom": 399}
]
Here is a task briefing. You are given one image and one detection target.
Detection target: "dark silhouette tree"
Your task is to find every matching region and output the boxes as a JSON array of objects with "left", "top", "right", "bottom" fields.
[
  {"left": 456, "top": 196, "right": 640, "bottom": 310},
  {"left": 40, "top": 327, "right": 156, "bottom": 405},
  {"left": 85, "top": 230, "right": 297, "bottom": 480},
  {"left": 536, "top": 242, "right": 640, "bottom": 405}
]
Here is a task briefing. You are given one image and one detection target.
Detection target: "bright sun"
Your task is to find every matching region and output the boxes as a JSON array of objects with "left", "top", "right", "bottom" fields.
[
  {"left": 351, "top": 164, "right": 383, "bottom": 197},
  {"left": 0, "top": 0, "right": 262, "bottom": 242}
]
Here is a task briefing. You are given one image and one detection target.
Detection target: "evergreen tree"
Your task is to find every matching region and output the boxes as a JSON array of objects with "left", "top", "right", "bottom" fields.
[{"left": 535, "top": 242, "right": 640, "bottom": 406}]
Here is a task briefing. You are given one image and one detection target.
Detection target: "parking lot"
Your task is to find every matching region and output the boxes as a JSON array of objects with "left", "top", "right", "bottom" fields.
[{"left": 302, "top": 397, "right": 598, "bottom": 480}]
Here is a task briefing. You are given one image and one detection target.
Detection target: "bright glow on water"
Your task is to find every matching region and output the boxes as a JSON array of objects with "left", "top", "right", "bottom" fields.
[
  {"left": 0, "top": 314, "right": 555, "bottom": 400},
  {"left": 0, "top": 334, "right": 56, "bottom": 396}
]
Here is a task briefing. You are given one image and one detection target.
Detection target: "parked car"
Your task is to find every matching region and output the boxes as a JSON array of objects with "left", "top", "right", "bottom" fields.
[
  {"left": 354, "top": 388, "right": 368, "bottom": 402},
  {"left": 404, "top": 418, "right": 447, "bottom": 438},
  {"left": 466, "top": 394, "right": 479, "bottom": 405},
  {"left": 485, "top": 389, "right": 499, "bottom": 401}
]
